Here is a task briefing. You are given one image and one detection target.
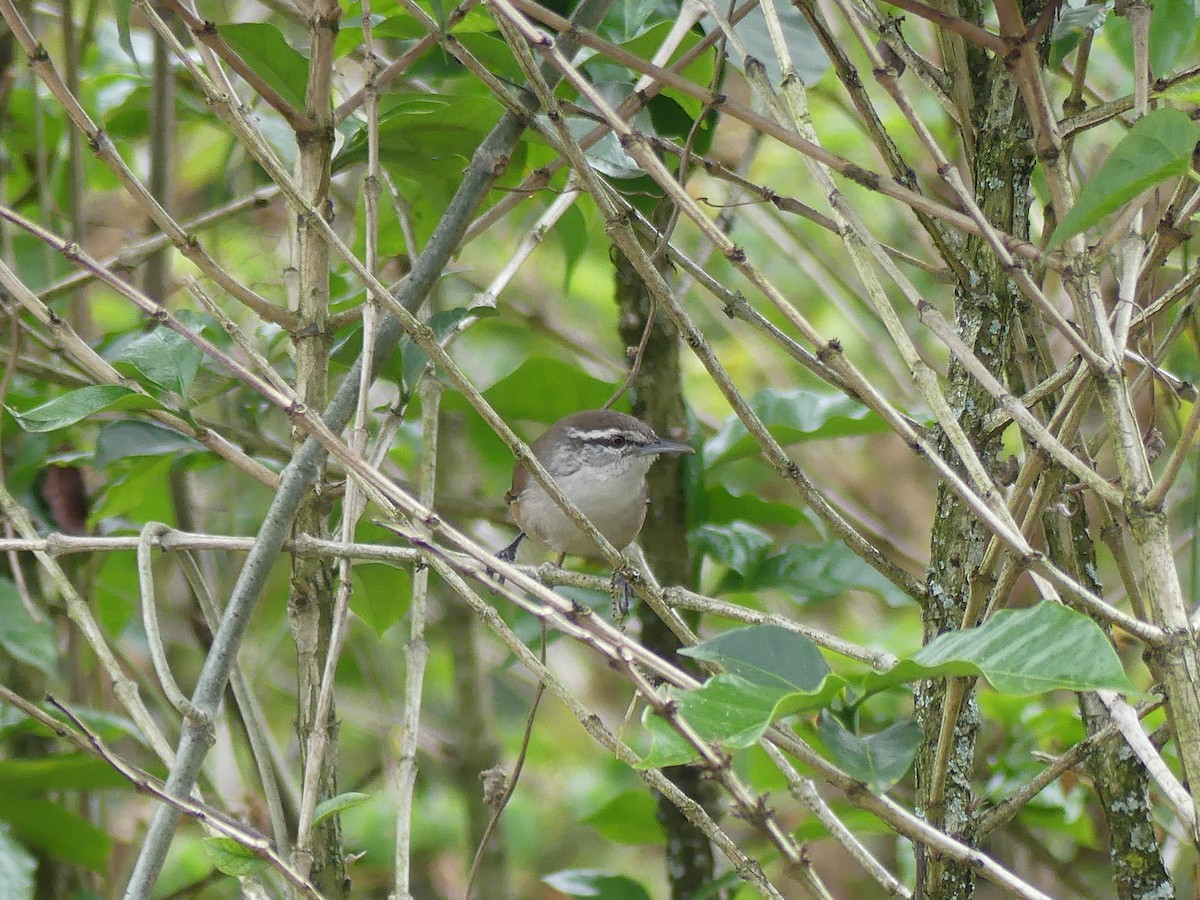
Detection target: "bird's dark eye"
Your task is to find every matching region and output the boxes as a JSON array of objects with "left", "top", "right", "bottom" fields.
[{"left": 611, "top": 434, "right": 627, "bottom": 448}]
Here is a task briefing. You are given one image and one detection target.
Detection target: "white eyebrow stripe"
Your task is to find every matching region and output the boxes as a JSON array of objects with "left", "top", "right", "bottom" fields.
[{"left": 564, "top": 427, "right": 646, "bottom": 442}]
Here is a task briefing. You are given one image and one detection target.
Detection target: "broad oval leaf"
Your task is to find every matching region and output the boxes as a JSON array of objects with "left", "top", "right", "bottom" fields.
[
  {"left": 580, "top": 791, "right": 665, "bottom": 845},
  {"left": 816, "top": 711, "right": 921, "bottom": 792},
  {"left": 1049, "top": 108, "right": 1200, "bottom": 248},
  {"left": 351, "top": 564, "right": 411, "bottom": 637},
  {"left": 203, "top": 837, "right": 269, "bottom": 877},
  {"left": 863, "top": 602, "right": 1138, "bottom": 695},
  {"left": 0, "top": 798, "right": 111, "bottom": 871},
  {"left": 699, "top": 2, "right": 829, "bottom": 86},
  {"left": 688, "top": 521, "right": 775, "bottom": 577},
  {"left": 0, "top": 577, "right": 56, "bottom": 679},
  {"left": 93, "top": 420, "right": 205, "bottom": 468},
  {"left": 116, "top": 326, "right": 205, "bottom": 398},
  {"left": 722, "top": 541, "right": 912, "bottom": 607},
  {"left": 5, "top": 385, "right": 164, "bottom": 433},
  {"left": 681, "top": 624, "right": 830, "bottom": 691},
  {"left": 219, "top": 23, "right": 309, "bottom": 113},
  {"left": 639, "top": 639, "right": 845, "bottom": 768},
  {"left": 705, "top": 388, "right": 888, "bottom": 468},
  {"left": 0, "top": 753, "right": 132, "bottom": 794},
  {"left": 543, "top": 869, "right": 653, "bottom": 900}
]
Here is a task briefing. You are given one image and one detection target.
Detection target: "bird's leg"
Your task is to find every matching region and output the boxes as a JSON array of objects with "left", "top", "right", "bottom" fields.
[
  {"left": 487, "top": 532, "right": 526, "bottom": 582},
  {"left": 610, "top": 566, "right": 638, "bottom": 619},
  {"left": 497, "top": 532, "right": 526, "bottom": 563}
]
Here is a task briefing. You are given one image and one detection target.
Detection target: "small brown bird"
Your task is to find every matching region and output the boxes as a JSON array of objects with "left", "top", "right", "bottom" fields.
[{"left": 497, "top": 409, "right": 694, "bottom": 564}]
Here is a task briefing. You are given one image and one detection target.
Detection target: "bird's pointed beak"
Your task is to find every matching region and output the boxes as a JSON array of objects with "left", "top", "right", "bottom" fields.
[{"left": 641, "top": 437, "right": 695, "bottom": 457}]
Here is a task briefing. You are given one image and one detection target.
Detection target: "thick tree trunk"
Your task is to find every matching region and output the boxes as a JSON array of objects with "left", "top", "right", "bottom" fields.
[
  {"left": 915, "top": 33, "right": 1035, "bottom": 900},
  {"left": 616, "top": 239, "right": 718, "bottom": 899}
]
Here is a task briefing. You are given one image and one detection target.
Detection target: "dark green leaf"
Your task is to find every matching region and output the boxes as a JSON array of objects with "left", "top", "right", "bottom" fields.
[
  {"left": 0, "top": 577, "right": 56, "bottom": 679},
  {"left": 0, "top": 753, "right": 132, "bottom": 794},
  {"left": 313, "top": 792, "right": 370, "bottom": 827},
  {"left": 1049, "top": 108, "right": 1200, "bottom": 247},
  {"left": 202, "top": 837, "right": 269, "bottom": 877},
  {"left": 553, "top": 202, "right": 589, "bottom": 289},
  {"left": 5, "top": 385, "right": 164, "bottom": 433},
  {"left": 0, "top": 823, "right": 36, "bottom": 900},
  {"left": 862, "top": 602, "right": 1138, "bottom": 695},
  {"left": 481, "top": 357, "right": 617, "bottom": 423},
  {"left": 0, "top": 704, "right": 140, "bottom": 746},
  {"left": 1049, "top": 2, "right": 1111, "bottom": 67},
  {"left": 705, "top": 388, "right": 888, "bottom": 468},
  {"left": 580, "top": 791, "right": 665, "bottom": 844},
  {"left": 117, "top": 327, "right": 206, "bottom": 397},
  {"left": 219, "top": 23, "right": 310, "bottom": 113},
  {"left": 640, "top": 666, "right": 844, "bottom": 767},
  {"left": 565, "top": 120, "right": 643, "bottom": 179},
  {"left": 681, "top": 625, "right": 831, "bottom": 691},
  {"left": 727, "top": 541, "right": 911, "bottom": 607},
  {"left": 702, "top": 484, "right": 807, "bottom": 527},
  {"left": 93, "top": 420, "right": 206, "bottom": 468},
  {"left": 90, "top": 455, "right": 175, "bottom": 524},
  {"left": 689, "top": 521, "right": 775, "bottom": 577},
  {"left": 543, "top": 869, "right": 653, "bottom": 900},
  {"left": 816, "top": 711, "right": 921, "bottom": 792},
  {"left": 1105, "top": 0, "right": 1196, "bottom": 78},
  {"left": 0, "top": 798, "right": 111, "bottom": 871},
  {"left": 399, "top": 306, "right": 495, "bottom": 398},
  {"left": 699, "top": 2, "right": 828, "bottom": 85},
  {"left": 336, "top": 94, "right": 504, "bottom": 171},
  {"left": 111, "top": 0, "right": 139, "bottom": 69},
  {"left": 351, "top": 564, "right": 411, "bottom": 637},
  {"left": 793, "top": 804, "right": 891, "bottom": 842}
]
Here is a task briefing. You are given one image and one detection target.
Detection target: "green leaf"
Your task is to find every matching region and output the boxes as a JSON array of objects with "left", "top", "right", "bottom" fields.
[
  {"left": 0, "top": 822, "right": 36, "bottom": 900},
  {"left": 5, "top": 385, "right": 164, "bottom": 433},
  {"left": 1049, "top": 108, "right": 1200, "bottom": 248},
  {"left": 313, "top": 791, "right": 370, "bottom": 827},
  {"left": 219, "top": 23, "right": 310, "bottom": 113},
  {"left": 0, "top": 704, "right": 140, "bottom": 747},
  {"left": 705, "top": 388, "right": 888, "bottom": 468},
  {"left": 793, "top": 804, "right": 892, "bottom": 842},
  {"left": 580, "top": 791, "right": 665, "bottom": 844},
  {"left": 816, "top": 711, "right": 921, "bottom": 792},
  {"left": 681, "top": 625, "right": 831, "bottom": 692},
  {"left": 481, "top": 357, "right": 618, "bottom": 423},
  {"left": 0, "top": 577, "right": 56, "bottom": 679},
  {"left": 0, "top": 798, "right": 111, "bottom": 871},
  {"left": 111, "top": 0, "right": 139, "bottom": 69},
  {"left": 566, "top": 120, "right": 643, "bottom": 179},
  {"left": 689, "top": 521, "right": 775, "bottom": 577},
  {"left": 702, "top": 484, "right": 807, "bottom": 527},
  {"left": 725, "top": 541, "right": 912, "bottom": 607},
  {"left": 641, "top": 628, "right": 845, "bottom": 766},
  {"left": 543, "top": 869, "right": 653, "bottom": 900},
  {"left": 553, "top": 202, "right": 589, "bottom": 289},
  {"left": 699, "top": 1, "right": 828, "bottom": 85},
  {"left": 117, "top": 326, "right": 206, "bottom": 397},
  {"left": 90, "top": 455, "right": 175, "bottom": 524},
  {"left": 863, "top": 602, "right": 1138, "bottom": 696},
  {"left": 1049, "top": 1, "right": 1111, "bottom": 68},
  {"left": 399, "top": 306, "right": 495, "bottom": 398},
  {"left": 335, "top": 94, "right": 509, "bottom": 245},
  {"left": 202, "top": 837, "right": 269, "bottom": 877},
  {"left": 1105, "top": 0, "right": 1197, "bottom": 78},
  {"left": 93, "top": 420, "right": 206, "bottom": 468},
  {"left": 0, "top": 753, "right": 132, "bottom": 794},
  {"left": 351, "top": 563, "right": 411, "bottom": 637}
]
